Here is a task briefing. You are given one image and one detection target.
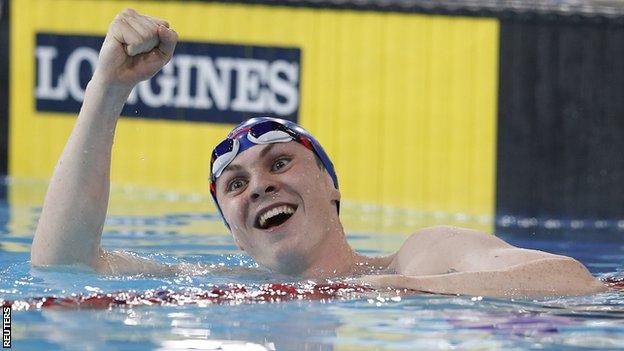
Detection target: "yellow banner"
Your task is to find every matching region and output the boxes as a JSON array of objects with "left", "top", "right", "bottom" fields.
[{"left": 10, "top": 0, "right": 499, "bottom": 223}]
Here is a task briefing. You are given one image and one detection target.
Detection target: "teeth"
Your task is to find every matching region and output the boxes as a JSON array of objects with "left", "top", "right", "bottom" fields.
[{"left": 259, "top": 205, "right": 296, "bottom": 228}]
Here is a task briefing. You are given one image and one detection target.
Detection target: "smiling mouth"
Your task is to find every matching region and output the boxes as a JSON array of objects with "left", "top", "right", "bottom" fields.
[{"left": 255, "top": 204, "right": 298, "bottom": 230}]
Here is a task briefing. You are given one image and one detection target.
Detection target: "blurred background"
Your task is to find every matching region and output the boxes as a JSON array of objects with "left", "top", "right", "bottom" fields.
[{"left": 0, "top": 0, "right": 623, "bottom": 238}]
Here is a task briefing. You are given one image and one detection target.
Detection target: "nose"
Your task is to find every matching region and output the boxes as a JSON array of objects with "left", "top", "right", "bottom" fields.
[{"left": 249, "top": 176, "right": 278, "bottom": 201}]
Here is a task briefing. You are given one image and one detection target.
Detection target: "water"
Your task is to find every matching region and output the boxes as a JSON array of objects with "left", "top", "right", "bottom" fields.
[{"left": 1, "top": 178, "right": 624, "bottom": 350}]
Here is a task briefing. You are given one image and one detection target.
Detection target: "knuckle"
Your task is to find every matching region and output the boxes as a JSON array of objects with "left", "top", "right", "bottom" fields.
[
  {"left": 122, "top": 8, "right": 136, "bottom": 16},
  {"left": 138, "top": 13, "right": 151, "bottom": 21},
  {"left": 135, "top": 31, "right": 148, "bottom": 41},
  {"left": 146, "top": 21, "right": 158, "bottom": 31},
  {"left": 113, "top": 14, "right": 124, "bottom": 24}
]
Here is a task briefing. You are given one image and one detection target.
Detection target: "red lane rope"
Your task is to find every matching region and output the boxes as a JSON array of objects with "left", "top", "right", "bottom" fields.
[
  {"left": 1, "top": 283, "right": 410, "bottom": 311},
  {"left": 4, "top": 279, "right": 620, "bottom": 311},
  {"left": 603, "top": 276, "right": 624, "bottom": 289}
]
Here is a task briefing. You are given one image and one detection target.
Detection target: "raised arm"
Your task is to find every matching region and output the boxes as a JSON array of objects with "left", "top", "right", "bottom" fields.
[{"left": 31, "top": 9, "right": 178, "bottom": 274}]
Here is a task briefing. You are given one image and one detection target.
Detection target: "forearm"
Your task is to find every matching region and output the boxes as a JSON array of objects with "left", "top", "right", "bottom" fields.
[
  {"left": 31, "top": 78, "right": 132, "bottom": 267},
  {"left": 364, "top": 258, "right": 607, "bottom": 298}
]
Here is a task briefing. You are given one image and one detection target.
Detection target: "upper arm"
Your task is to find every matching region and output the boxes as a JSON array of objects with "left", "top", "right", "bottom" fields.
[
  {"left": 31, "top": 223, "right": 105, "bottom": 268},
  {"left": 393, "top": 225, "right": 561, "bottom": 276}
]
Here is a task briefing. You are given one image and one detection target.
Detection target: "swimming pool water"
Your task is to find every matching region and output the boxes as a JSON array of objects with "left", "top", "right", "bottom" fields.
[{"left": 1, "top": 178, "right": 624, "bottom": 350}]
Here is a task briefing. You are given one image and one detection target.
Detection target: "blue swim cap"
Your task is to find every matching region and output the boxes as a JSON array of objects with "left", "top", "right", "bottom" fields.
[{"left": 209, "top": 117, "right": 339, "bottom": 229}]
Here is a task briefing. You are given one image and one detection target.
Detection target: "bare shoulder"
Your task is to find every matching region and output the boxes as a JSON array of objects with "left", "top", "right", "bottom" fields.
[
  {"left": 399, "top": 225, "right": 511, "bottom": 253},
  {"left": 392, "top": 225, "right": 561, "bottom": 275},
  {"left": 391, "top": 225, "right": 493, "bottom": 275}
]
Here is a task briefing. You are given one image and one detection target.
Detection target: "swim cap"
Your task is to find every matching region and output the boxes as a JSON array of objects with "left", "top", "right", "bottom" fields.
[{"left": 209, "top": 117, "right": 339, "bottom": 229}]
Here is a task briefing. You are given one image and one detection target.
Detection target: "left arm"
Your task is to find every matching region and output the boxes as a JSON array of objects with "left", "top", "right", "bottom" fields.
[
  {"left": 362, "top": 256, "right": 607, "bottom": 298},
  {"left": 362, "top": 226, "right": 607, "bottom": 298}
]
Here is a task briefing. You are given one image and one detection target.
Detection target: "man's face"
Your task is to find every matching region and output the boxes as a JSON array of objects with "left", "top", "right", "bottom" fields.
[{"left": 214, "top": 141, "right": 340, "bottom": 274}]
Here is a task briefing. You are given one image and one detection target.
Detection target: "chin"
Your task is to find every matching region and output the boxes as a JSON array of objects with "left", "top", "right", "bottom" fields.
[{"left": 260, "top": 241, "right": 311, "bottom": 276}]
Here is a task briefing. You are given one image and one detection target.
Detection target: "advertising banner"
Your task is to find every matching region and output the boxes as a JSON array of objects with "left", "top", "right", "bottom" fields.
[{"left": 10, "top": 0, "right": 498, "bottom": 222}]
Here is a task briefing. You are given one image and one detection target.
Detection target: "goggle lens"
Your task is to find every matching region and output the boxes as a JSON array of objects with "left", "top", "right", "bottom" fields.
[
  {"left": 249, "top": 121, "right": 291, "bottom": 139},
  {"left": 210, "top": 121, "right": 300, "bottom": 181},
  {"left": 213, "top": 138, "right": 235, "bottom": 159}
]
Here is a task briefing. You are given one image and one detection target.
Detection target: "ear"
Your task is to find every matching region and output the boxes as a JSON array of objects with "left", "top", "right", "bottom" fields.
[
  {"left": 329, "top": 183, "right": 341, "bottom": 203},
  {"left": 323, "top": 171, "right": 341, "bottom": 203}
]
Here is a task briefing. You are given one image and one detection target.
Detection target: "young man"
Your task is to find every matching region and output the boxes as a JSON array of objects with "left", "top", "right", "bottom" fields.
[{"left": 30, "top": 9, "right": 607, "bottom": 298}]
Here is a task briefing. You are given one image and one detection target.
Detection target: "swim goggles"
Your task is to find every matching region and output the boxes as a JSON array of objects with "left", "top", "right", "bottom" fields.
[{"left": 210, "top": 118, "right": 338, "bottom": 187}]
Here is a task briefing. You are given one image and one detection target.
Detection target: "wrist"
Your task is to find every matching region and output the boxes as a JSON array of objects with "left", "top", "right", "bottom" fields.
[
  {"left": 89, "top": 72, "right": 135, "bottom": 99},
  {"left": 80, "top": 75, "right": 134, "bottom": 120}
]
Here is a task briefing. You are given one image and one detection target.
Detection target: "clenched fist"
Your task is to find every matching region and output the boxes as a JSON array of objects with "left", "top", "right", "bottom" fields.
[{"left": 93, "top": 8, "right": 178, "bottom": 90}]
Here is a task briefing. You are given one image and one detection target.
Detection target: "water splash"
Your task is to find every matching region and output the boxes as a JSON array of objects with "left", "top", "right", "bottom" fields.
[{"left": 1, "top": 282, "right": 415, "bottom": 311}]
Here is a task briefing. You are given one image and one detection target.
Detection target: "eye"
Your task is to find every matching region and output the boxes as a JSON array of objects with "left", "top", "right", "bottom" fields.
[
  {"left": 226, "top": 178, "right": 248, "bottom": 193},
  {"left": 272, "top": 158, "right": 291, "bottom": 172}
]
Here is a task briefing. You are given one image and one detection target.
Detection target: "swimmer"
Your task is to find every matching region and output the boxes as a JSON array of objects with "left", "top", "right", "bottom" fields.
[{"left": 30, "top": 9, "right": 607, "bottom": 298}]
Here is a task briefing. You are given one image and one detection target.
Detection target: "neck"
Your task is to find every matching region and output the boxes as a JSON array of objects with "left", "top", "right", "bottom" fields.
[{"left": 297, "top": 221, "right": 392, "bottom": 279}]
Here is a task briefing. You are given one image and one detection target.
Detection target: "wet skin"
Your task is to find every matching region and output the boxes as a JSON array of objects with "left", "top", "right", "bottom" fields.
[{"left": 214, "top": 141, "right": 347, "bottom": 276}]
